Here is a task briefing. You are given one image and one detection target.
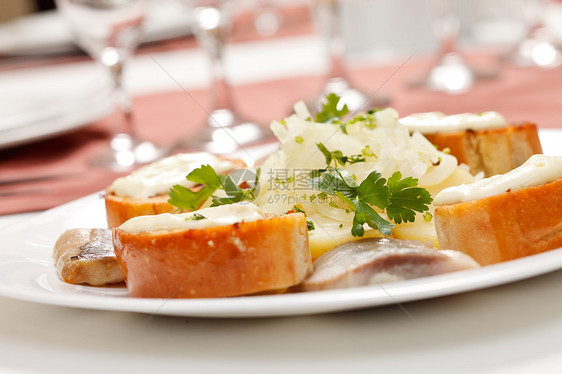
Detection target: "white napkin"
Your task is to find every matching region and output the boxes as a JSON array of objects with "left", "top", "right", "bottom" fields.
[{"left": 0, "top": 62, "right": 112, "bottom": 149}]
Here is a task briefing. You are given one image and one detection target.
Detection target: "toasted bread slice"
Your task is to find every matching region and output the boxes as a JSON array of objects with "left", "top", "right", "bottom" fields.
[
  {"left": 424, "top": 122, "right": 542, "bottom": 177},
  {"left": 105, "top": 155, "right": 245, "bottom": 228},
  {"left": 105, "top": 193, "right": 179, "bottom": 229},
  {"left": 113, "top": 210, "right": 312, "bottom": 298},
  {"left": 434, "top": 177, "right": 562, "bottom": 265}
]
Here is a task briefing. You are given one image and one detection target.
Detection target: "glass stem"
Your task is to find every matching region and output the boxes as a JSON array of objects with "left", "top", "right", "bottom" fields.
[
  {"left": 321, "top": 0, "right": 346, "bottom": 81},
  {"left": 101, "top": 46, "right": 136, "bottom": 152},
  {"left": 433, "top": 0, "right": 460, "bottom": 57},
  {"left": 203, "top": 13, "right": 234, "bottom": 114}
]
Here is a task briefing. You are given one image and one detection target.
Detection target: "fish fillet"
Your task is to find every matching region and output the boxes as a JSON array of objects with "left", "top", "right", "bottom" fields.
[
  {"left": 53, "top": 228, "right": 124, "bottom": 286},
  {"left": 295, "top": 238, "right": 479, "bottom": 292}
]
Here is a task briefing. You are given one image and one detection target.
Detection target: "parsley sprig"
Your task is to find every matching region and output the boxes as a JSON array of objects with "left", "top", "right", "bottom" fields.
[
  {"left": 168, "top": 165, "right": 259, "bottom": 210},
  {"left": 308, "top": 146, "right": 432, "bottom": 237},
  {"left": 315, "top": 93, "right": 349, "bottom": 123},
  {"left": 317, "top": 142, "right": 366, "bottom": 166},
  {"left": 313, "top": 93, "right": 385, "bottom": 134}
]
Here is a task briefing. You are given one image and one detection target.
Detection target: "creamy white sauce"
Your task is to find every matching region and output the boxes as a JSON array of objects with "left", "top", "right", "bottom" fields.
[
  {"left": 118, "top": 203, "right": 266, "bottom": 233},
  {"left": 399, "top": 111, "right": 507, "bottom": 133},
  {"left": 434, "top": 154, "right": 562, "bottom": 205},
  {"left": 108, "top": 153, "right": 236, "bottom": 199}
]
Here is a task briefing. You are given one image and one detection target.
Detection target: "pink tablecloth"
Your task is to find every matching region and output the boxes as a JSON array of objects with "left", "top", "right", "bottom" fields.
[{"left": 1, "top": 56, "right": 561, "bottom": 215}]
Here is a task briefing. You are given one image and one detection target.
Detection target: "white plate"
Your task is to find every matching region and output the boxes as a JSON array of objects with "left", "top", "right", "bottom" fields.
[
  {"left": 1, "top": 191, "right": 562, "bottom": 318},
  {"left": 0, "top": 131, "right": 560, "bottom": 318}
]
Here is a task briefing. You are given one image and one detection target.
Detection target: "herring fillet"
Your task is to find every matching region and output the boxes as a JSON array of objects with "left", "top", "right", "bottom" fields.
[
  {"left": 294, "top": 238, "right": 480, "bottom": 292},
  {"left": 53, "top": 228, "right": 124, "bottom": 286}
]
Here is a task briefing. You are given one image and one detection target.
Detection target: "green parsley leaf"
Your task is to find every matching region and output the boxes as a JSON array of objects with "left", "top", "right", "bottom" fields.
[
  {"left": 352, "top": 200, "right": 394, "bottom": 237},
  {"left": 386, "top": 171, "right": 433, "bottom": 224},
  {"left": 168, "top": 166, "right": 260, "bottom": 210},
  {"left": 315, "top": 93, "right": 349, "bottom": 123},
  {"left": 307, "top": 166, "right": 432, "bottom": 237},
  {"left": 308, "top": 167, "right": 357, "bottom": 198},
  {"left": 357, "top": 171, "right": 390, "bottom": 209},
  {"left": 168, "top": 184, "right": 215, "bottom": 211},
  {"left": 186, "top": 164, "right": 223, "bottom": 189}
]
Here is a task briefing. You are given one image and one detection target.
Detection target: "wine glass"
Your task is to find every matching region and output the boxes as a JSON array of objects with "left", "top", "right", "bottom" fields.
[
  {"left": 253, "top": 0, "right": 283, "bottom": 36},
  {"left": 409, "top": 0, "right": 497, "bottom": 94},
  {"left": 55, "top": 0, "right": 166, "bottom": 171},
  {"left": 310, "top": 0, "right": 390, "bottom": 114},
  {"left": 504, "top": 0, "right": 561, "bottom": 68},
  {"left": 181, "top": 0, "right": 273, "bottom": 155}
]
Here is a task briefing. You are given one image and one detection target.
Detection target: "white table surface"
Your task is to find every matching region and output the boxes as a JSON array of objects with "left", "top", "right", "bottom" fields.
[{"left": 1, "top": 208, "right": 562, "bottom": 374}]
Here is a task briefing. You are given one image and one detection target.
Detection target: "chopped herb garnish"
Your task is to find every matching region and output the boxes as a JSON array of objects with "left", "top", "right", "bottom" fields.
[
  {"left": 186, "top": 213, "right": 207, "bottom": 221},
  {"left": 339, "top": 122, "right": 348, "bottom": 134},
  {"left": 286, "top": 205, "right": 315, "bottom": 231},
  {"left": 361, "top": 145, "right": 375, "bottom": 157},
  {"left": 308, "top": 165, "right": 432, "bottom": 237},
  {"left": 315, "top": 93, "right": 349, "bottom": 123},
  {"left": 295, "top": 136, "right": 304, "bottom": 144},
  {"left": 168, "top": 165, "right": 260, "bottom": 210},
  {"left": 316, "top": 143, "right": 365, "bottom": 167}
]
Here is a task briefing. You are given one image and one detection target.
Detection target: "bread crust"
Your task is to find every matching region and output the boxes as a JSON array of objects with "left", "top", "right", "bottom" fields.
[
  {"left": 105, "top": 158, "right": 246, "bottom": 228},
  {"left": 105, "top": 193, "right": 180, "bottom": 229},
  {"left": 434, "top": 178, "right": 562, "bottom": 265},
  {"left": 423, "top": 122, "right": 542, "bottom": 177},
  {"left": 113, "top": 213, "right": 312, "bottom": 298}
]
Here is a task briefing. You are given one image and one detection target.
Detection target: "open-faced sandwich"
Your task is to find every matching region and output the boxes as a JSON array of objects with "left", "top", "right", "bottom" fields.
[
  {"left": 434, "top": 154, "right": 562, "bottom": 265},
  {"left": 400, "top": 111, "right": 543, "bottom": 177},
  {"left": 105, "top": 153, "right": 244, "bottom": 228},
  {"left": 113, "top": 203, "right": 311, "bottom": 298}
]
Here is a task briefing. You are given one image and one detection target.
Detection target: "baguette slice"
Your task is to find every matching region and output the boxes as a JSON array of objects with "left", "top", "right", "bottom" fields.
[
  {"left": 434, "top": 177, "right": 562, "bottom": 265},
  {"left": 113, "top": 210, "right": 312, "bottom": 298},
  {"left": 105, "top": 193, "right": 178, "bottom": 229},
  {"left": 105, "top": 156, "right": 245, "bottom": 228},
  {"left": 424, "top": 122, "right": 542, "bottom": 177}
]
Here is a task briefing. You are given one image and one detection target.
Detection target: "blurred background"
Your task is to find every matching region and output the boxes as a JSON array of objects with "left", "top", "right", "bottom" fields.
[
  {"left": 2, "top": 0, "right": 562, "bottom": 213},
  {"left": 3, "top": 0, "right": 562, "bottom": 60}
]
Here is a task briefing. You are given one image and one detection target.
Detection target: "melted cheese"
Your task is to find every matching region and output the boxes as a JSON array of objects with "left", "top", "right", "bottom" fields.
[
  {"left": 118, "top": 203, "right": 266, "bottom": 233},
  {"left": 108, "top": 153, "right": 236, "bottom": 199},
  {"left": 434, "top": 155, "right": 562, "bottom": 205},
  {"left": 400, "top": 111, "right": 507, "bottom": 133}
]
